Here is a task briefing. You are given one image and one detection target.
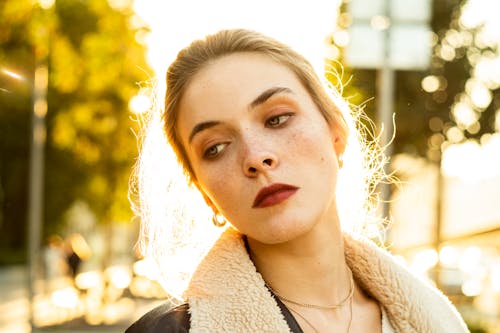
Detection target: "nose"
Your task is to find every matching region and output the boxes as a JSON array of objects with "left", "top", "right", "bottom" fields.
[{"left": 243, "top": 148, "right": 278, "bottom": 177}]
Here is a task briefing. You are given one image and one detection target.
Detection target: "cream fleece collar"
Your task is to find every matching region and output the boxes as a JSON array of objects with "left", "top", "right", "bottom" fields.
[{"left": 184, "top": 228, "right": 469, "bottom": 333}]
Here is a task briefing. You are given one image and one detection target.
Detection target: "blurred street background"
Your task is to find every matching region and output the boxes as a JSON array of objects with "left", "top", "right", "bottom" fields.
[{"left": 1, "top": 0, "right": 500, "bottom": 332}]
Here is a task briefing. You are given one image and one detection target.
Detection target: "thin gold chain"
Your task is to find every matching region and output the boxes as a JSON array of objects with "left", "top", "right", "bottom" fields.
[
  {"left": 287, "top": 307, "right": 320, "bottom": 333},
  {"left": 286, "top": 290, "right": 354, "bottom": 333},
  {"left": 269, "top": 267, "right": 354, "bottom": 310},
  {"left": 346, "top": 293, "right": 353, "bottom": 333}
]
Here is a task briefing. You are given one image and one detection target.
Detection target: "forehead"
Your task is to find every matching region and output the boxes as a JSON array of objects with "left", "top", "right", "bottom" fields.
[{"left": 177, "top": 52, "right": 307, "bottom": 130}]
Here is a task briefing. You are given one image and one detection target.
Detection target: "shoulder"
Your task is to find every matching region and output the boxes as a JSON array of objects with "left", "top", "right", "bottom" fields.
[{"left": 125, "top": 303, "right": 190, "bottom": 333}]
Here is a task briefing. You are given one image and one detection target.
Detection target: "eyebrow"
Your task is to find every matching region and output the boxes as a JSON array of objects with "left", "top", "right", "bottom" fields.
[
  {"left": 188, "top": 120, "right": 221, "bottom": 143},
  {"left": 249, "top": 86, "right": 293, "bottom": 109},
  {"left": 188, "top": 86, "right": 293, "bottom": 144}
]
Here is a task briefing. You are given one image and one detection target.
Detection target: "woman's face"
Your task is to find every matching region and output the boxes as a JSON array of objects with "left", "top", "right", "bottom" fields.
[{"left": 177, "top": 53, "right": 344, "bottom": 244}]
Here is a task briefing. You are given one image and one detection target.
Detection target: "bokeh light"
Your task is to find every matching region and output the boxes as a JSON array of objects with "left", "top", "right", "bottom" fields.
[
  {"left": 410, "top": 249, "right": 438, "bottom": 274},
  {"left": 439, "top": 246, "right": 460, "bottom": 267},
  {"left": 1, "top": 68, "right": 24, "bottom": 81},
  {"left": 129, "top": 93, "right": 151, "bottom": 114},
  {"left": 421, "top": 75, "right": 440, "bottom": 93}
]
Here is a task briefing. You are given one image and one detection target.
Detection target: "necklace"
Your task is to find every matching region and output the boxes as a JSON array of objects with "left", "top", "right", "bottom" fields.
[
  {"left": 267, "top": 267, "right": 355, "bottom": 332},
  {"left": 269, "top": 267, "right": 355, "bottom": 310},
  {"left": 286, "top": 291, "right": 354, "bottom": 333},
  {"left": 287, "top": 306, "right": 320, "bottom": 333}
]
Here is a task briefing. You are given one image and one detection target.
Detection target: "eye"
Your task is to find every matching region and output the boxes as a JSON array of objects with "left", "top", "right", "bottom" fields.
[
  {"left": 266, "top": 113, "right": 293, "bottom": 128},
  {"left": 203, "top": 142, "right": 227, "bottom": 159}
]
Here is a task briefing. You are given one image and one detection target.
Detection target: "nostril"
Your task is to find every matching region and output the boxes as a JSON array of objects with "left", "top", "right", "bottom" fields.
[{"left": 245, "top": 157, "right": 275, "bottom": 175}]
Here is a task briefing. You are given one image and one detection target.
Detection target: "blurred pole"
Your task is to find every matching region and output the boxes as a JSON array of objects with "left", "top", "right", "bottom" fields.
[
  {"left": 27, "top": 66, "right": 47, "bottom": 333},
  {"left": 0, "top": 169, "right": 3, "bottom": 230},
  {"left": 433, "top": 155, "right": 443, "bottom": 290},
  {"left": 346, "top": 0, "right": 432, "bottom": 227},
  {"left": 377, "top": 67, "right": 395, "bottom": 221},
  {"left": 27, "top": 2, "right": 52, "bottom": 331},
  {"left": 378, "top": 0, "right": 395, "bottom": 224}
]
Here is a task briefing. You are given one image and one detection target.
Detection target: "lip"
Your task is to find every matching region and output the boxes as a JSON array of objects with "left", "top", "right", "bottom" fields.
[{"left": 252, "top": 183, "right": 299, "bottom": 208}]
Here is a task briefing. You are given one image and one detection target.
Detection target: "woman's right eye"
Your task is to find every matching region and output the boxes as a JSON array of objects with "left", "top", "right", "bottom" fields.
[
  {"left": 203, "top": 143, "right": 227, "bottom": 159},
  {"left": 266, "top": 113, "right": 293, "bottom": 128}
]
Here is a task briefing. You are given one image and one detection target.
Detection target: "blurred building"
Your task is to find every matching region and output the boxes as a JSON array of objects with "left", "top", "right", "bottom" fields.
[{"left": 389, "top": 136, "right": 500, "bottom": 332}]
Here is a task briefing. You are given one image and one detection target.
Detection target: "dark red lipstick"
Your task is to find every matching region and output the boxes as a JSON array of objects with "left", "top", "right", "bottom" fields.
[{"left": 252, "top": 183, "right": 299, "bottom": 208}]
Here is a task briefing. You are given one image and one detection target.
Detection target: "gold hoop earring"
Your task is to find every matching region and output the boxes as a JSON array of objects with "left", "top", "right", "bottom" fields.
[{"left": 212, "top": 213, "right": 226, "bottom": 227}]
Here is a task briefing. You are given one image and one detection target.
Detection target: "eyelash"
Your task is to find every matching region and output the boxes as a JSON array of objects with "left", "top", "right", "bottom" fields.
[
  {"left": 266, "top": 112, "right": 293, "bottom": 128},
  {"left": 203, "top": 142, "right": 227, "bottom": 159}
]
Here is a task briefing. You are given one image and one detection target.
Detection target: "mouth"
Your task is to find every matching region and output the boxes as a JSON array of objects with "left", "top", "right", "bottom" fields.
[{"left": 252, "top": 183, "right": 299, "bottom": 208}]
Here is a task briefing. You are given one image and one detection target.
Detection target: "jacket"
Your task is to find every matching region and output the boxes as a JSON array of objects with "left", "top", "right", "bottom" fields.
[{"left": 127, "top": 228, "right": 469, "bottom": 333}]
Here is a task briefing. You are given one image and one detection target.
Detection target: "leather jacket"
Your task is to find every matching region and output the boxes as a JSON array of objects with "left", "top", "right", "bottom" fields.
[{"left": 125, "top": 293, "right": 304, "bottom": 333}]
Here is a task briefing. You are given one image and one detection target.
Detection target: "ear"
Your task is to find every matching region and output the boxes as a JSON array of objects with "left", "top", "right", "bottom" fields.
[
  {"left": 333, "top": 134, "right": 346, "bottom": 157},
  {"left": 330, "top": 121, "right": 347, "bottom": 155},
  {"left": 330, "top": 121, "right": 347, "bottom": 169}
]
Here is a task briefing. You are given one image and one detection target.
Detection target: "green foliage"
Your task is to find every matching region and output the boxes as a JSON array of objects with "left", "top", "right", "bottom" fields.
[
  {"left": 466, "top": 320, "right": 488, "bottom": 333},
  {"left": 333, "top": 0, "right": 499, "bottom": 161},
  {"left": 0, "top": 0, "right": 150, "bottom": 260}
]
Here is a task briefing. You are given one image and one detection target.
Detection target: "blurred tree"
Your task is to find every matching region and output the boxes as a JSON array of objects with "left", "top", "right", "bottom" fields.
[
  {"left": 425, "top": 0, "right": 500, "bottom": 156},
  {"left": 0, "top": 0, "right": 150, "bottom": 264},
  {"left": 331, "top": 0, "right": 499, "bottom": 162},
  {"left": 0, "top": 0, "right": 36, "bottom": 263}
]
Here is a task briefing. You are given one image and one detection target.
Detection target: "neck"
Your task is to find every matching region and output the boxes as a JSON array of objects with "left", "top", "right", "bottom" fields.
[{"left": 247, "top": 212, "right": 351, "bottom": 307}]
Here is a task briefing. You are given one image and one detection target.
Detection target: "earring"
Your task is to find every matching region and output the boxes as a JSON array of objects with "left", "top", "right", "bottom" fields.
[
  {"left": 212, "top": 213, "right": 226, "bottom": 227},
  {"left": 338, "top": 154, "right": 344, "bottom": 169}
]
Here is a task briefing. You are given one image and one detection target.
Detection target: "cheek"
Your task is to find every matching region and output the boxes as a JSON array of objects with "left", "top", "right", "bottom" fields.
[
  {"left": 291, "top": 124, "right": 336, "bottom": 164},
  {"left": 196, "top": 163, "right": 238, "bottom": 210}
]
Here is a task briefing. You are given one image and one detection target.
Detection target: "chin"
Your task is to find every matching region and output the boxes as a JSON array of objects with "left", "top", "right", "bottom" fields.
[{"left": 257, "top": 218, "right": 316, "bottom": 245}]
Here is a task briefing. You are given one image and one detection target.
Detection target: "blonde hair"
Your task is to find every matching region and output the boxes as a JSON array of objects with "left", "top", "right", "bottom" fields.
[{"left": 131, "top": 29, "right": 387, "bottom": 299}]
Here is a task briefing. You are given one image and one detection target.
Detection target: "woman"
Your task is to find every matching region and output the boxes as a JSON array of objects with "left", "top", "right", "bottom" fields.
[{"left": 126, "top": 29, "right": 469, "bottom": 332}]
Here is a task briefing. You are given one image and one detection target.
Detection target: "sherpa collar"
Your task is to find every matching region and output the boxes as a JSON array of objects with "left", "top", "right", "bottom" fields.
[{"left": 184, "top": 228, "right": 469, "bottom": 333}]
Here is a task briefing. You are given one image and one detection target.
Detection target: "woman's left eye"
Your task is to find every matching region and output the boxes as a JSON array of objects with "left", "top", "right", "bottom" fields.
[
  {"left": 266, "top": 113, "right": 292, "bottom": 127},
  {"left": 203, "top": 142, "right": 227, "bottom": 159}
]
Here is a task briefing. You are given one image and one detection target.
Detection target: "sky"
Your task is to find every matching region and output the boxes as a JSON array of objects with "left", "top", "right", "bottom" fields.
[{"left": 132, "top": 0, "right": 341, "bottom": 79}]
